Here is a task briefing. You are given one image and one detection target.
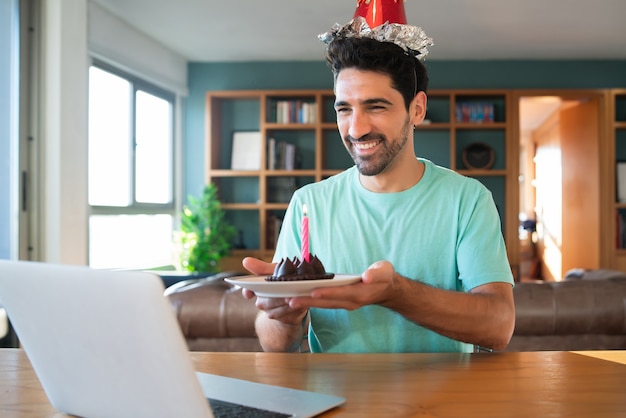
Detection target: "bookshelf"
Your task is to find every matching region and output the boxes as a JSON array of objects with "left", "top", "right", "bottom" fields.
[
  {"left": 205, "top": 90, "right": 337, "bottom": 267},
  {"left": 610, "top": 89, "right": 626, "bottom": 269},
  {"left": 415, "top": 90, "right": 515, "bottom": 253},
  {"left": 205, "top": 89, "right": 516, "bottom": 271}
]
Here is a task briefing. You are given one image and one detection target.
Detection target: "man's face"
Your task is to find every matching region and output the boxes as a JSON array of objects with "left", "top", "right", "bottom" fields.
[{"left": 334, "top": 68, "right": 412, "bottom": 176}]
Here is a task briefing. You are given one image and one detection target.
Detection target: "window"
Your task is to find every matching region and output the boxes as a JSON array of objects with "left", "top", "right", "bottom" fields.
[{"left": 88, "top": 62, "right": 176, "bottom": 269}]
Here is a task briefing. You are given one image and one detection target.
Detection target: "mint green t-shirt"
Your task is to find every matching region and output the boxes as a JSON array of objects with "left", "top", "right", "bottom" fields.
[{"left": 273, "top": 159, "right": 514, "bottom": 353}]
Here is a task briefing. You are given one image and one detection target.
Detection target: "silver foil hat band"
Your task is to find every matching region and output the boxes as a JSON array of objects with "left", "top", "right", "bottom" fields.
[{"left": 318, "top": 16, "right": 433, "bottom": 61}]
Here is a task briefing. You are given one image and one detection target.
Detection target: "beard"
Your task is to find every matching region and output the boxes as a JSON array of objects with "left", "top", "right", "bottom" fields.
[{"left": 346, "top": 117, "right": 411, "bottom": 176}]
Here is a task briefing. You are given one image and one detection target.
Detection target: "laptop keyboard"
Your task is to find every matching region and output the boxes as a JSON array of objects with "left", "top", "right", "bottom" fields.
[{"left": 208, "top": 398, "right": 292, "bottom": 418}]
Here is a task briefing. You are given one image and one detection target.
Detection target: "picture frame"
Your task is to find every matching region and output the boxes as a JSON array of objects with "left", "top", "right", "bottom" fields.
[{"left": 231, "top": 131, "right": 262, "bottom": 170}]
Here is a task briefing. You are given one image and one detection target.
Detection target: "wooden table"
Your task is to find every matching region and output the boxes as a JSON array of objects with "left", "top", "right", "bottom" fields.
[{"left": 1, "top": 348, "right": 625, "bottom": 417}]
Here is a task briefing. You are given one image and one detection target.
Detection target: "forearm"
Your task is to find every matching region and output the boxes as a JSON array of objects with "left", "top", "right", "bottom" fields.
[
  {"left": 255, "top": 311, "right": 308, "bottom": 352},
  {"left": 383, "top": 275, "right": 515, "bottom": 351}
]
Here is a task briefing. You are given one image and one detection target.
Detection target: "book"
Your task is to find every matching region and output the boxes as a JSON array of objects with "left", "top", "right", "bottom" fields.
[
  {"left": 273, "top": 100, "right": 317, "bottom": 124},
  {"left": 284, "top": 143, "right": 296, "bottom": 170},
  {"left": 617, "top": 162, "right": 626, "bottom": 202},
  {"left": 266, "top": 214, "right": 283, "bottom": 250},
  {"left": 267, "top": 137, "right": 276, "bottom": 170},
  {"left": 267, "top": 177, "right": 296, "bottom": 203},
  {"left": 267, "top": 140, "right": 297, "bottom": 170},
  {"left": 617, "top": 209, "right": 626, "bottom": 248},
  {"left": 455, "top": 102, "right": 495, "bottom": 123}
]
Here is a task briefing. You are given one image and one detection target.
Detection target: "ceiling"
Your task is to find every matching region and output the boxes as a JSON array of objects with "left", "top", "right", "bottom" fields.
[
  {"left": 91, "top": 0, "right": 624, "bottom": 132},
  {"left": 92, "top": 0, "right": 626, "bottom": 62}
]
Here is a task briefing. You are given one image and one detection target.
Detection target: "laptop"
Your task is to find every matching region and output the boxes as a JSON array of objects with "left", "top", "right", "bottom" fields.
[{"left": 0, "top": 260, "right": 345, "bottom": 418}]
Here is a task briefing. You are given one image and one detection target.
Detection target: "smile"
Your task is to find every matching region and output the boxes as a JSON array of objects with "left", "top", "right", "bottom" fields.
[{"left": 353, "top": 140, "right": 382, "bottom": 150}]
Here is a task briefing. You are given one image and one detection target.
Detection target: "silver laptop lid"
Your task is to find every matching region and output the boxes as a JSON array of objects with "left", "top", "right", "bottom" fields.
[{"left": 0, "top": 260, "right": 213, "bottom": 418}]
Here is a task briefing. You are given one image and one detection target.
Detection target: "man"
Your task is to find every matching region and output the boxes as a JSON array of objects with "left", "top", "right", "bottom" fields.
[{"left": 242, "top": 13, "right": 515, "bottom": 353}]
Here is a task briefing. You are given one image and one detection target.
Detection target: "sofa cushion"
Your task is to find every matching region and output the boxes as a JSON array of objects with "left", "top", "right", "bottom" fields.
[
  {"left": 507, "top": 277, "right": 626, "bottom": 351},
  {"left": 513, "top": 280, "right": 626, "bottom": 336}
]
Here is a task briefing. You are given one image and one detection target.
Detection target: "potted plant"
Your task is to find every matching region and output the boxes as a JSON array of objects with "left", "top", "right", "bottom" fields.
[{"left": 174, "top": 183, "right": 236, "bottom": 274}]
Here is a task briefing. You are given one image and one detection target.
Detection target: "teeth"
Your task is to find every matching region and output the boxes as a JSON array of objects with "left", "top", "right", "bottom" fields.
[{"left": 354, "top": 141, "right": 380, "bottom": 150}]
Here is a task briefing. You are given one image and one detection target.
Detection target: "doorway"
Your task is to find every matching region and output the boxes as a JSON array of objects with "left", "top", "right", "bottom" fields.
[{"left": 515, "top": 91, "right": 604, "bottom": 282}]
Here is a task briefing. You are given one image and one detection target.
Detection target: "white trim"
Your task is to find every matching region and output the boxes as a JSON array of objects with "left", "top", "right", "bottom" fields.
[
  {"left": 174, "top": 94, "right": 184, "bottom": 229},
  {"left": 1, "top": 0, "right": 19, "bottom": 260},
  {"left": 8, "top": 0, "right": 19, "bottom": 261},
  {"left": 39, "top": 0, "right": 89, "bottom": 264}
]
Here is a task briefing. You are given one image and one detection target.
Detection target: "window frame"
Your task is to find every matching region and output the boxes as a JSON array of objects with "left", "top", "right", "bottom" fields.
[{"left": 87, "top": 59, "right": 178, "bottom": 267}]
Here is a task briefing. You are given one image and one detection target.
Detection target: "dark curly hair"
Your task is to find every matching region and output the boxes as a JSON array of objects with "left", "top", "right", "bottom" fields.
[{"left": 325, "top": 37, "right": 429, "bottom": 110}]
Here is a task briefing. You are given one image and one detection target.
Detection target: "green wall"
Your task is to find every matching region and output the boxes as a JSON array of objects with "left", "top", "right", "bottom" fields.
[{"left": 185, "top": 59, "right": 626, "bottom": 197}]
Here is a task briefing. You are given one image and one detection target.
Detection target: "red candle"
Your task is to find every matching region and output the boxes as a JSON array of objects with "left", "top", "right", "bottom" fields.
[{"left": 301, "top": 204, "right": 310, "bottom": 262}]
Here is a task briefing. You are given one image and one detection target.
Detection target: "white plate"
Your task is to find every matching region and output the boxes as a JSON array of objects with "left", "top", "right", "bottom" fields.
[{"left": 225, "top": 274, "right": 361, "bottom": 298}]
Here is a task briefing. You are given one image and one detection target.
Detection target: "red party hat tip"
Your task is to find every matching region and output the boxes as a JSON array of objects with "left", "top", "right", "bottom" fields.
[{"left": 353, "top": 0, "right": 407, "bottom": 28}]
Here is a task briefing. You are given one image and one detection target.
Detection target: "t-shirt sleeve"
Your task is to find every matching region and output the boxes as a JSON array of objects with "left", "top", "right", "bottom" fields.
[{"left": 456, "top": 186, "right": 514, "bottom": 290}]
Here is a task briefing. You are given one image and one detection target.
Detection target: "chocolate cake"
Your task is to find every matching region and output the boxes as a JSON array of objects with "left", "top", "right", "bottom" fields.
[{"left": 265, "top": 255, "right": 334, "bottom": 281}]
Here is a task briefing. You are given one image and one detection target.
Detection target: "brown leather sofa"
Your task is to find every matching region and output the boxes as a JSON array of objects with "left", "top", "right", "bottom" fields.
[
  {"left": 165, "top": 272, "right": 262, "bottom": 351},
  {"left": 166, "top": 270, "right": 626, "bottom": 352},
  {"left": 506, "top": 272, "right": 626, "bottom": 351}
]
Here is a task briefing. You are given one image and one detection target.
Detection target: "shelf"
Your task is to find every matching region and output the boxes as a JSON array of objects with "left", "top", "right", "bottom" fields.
[
  {"left": 264, "top": 123, "right": 318, "bottom": 129},
  {"left": 265, "top": 169, "right": 317, "bottom": 176},
  {"left": 209, "top": 170, "right": 260, "bottom": 177},
  {"left": 457, "top": 169, "right": 508, "bottom": 176},
  {"left": 322, "top": 169, "right": 345, "bottom": 177},
  {"left": 221, "top": 203, "right": 259, "bottom": 210},
  {"left": 206, "top": 89, "right": 514, "bottom": 268},
  {"left": 416, "top": 122, "right": 451, "bottom": 130},
  {"left": 454, "top": 122, "right": 508, "bottom": 129},
  {"left": 264, "top": 203, "right": 289, "bottom": 210},
  {"left": 206, "top": 90, "right": 332, "bottom": 263},
  {"left": 610, "top": 90, "right": 626, "bottom": 257}
]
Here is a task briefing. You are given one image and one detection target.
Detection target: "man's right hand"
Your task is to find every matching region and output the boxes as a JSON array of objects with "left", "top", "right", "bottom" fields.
[
  {"left": 240, "top": 256, "right": 274, "bottom": 300},
  {"left": 241, "top": 256, "right": 307, "bottom": 325},
  {"left": 240, "top": 257, "right": 309, "bottom": 351}
]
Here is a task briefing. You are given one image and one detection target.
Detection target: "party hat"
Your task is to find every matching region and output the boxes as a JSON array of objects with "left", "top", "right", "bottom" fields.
[
  {"left": 353, "top": 0, "right": 407, "bottom": 28},
  {"left": 318, "top": 0, "right": 433, "bottom": 60}
]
